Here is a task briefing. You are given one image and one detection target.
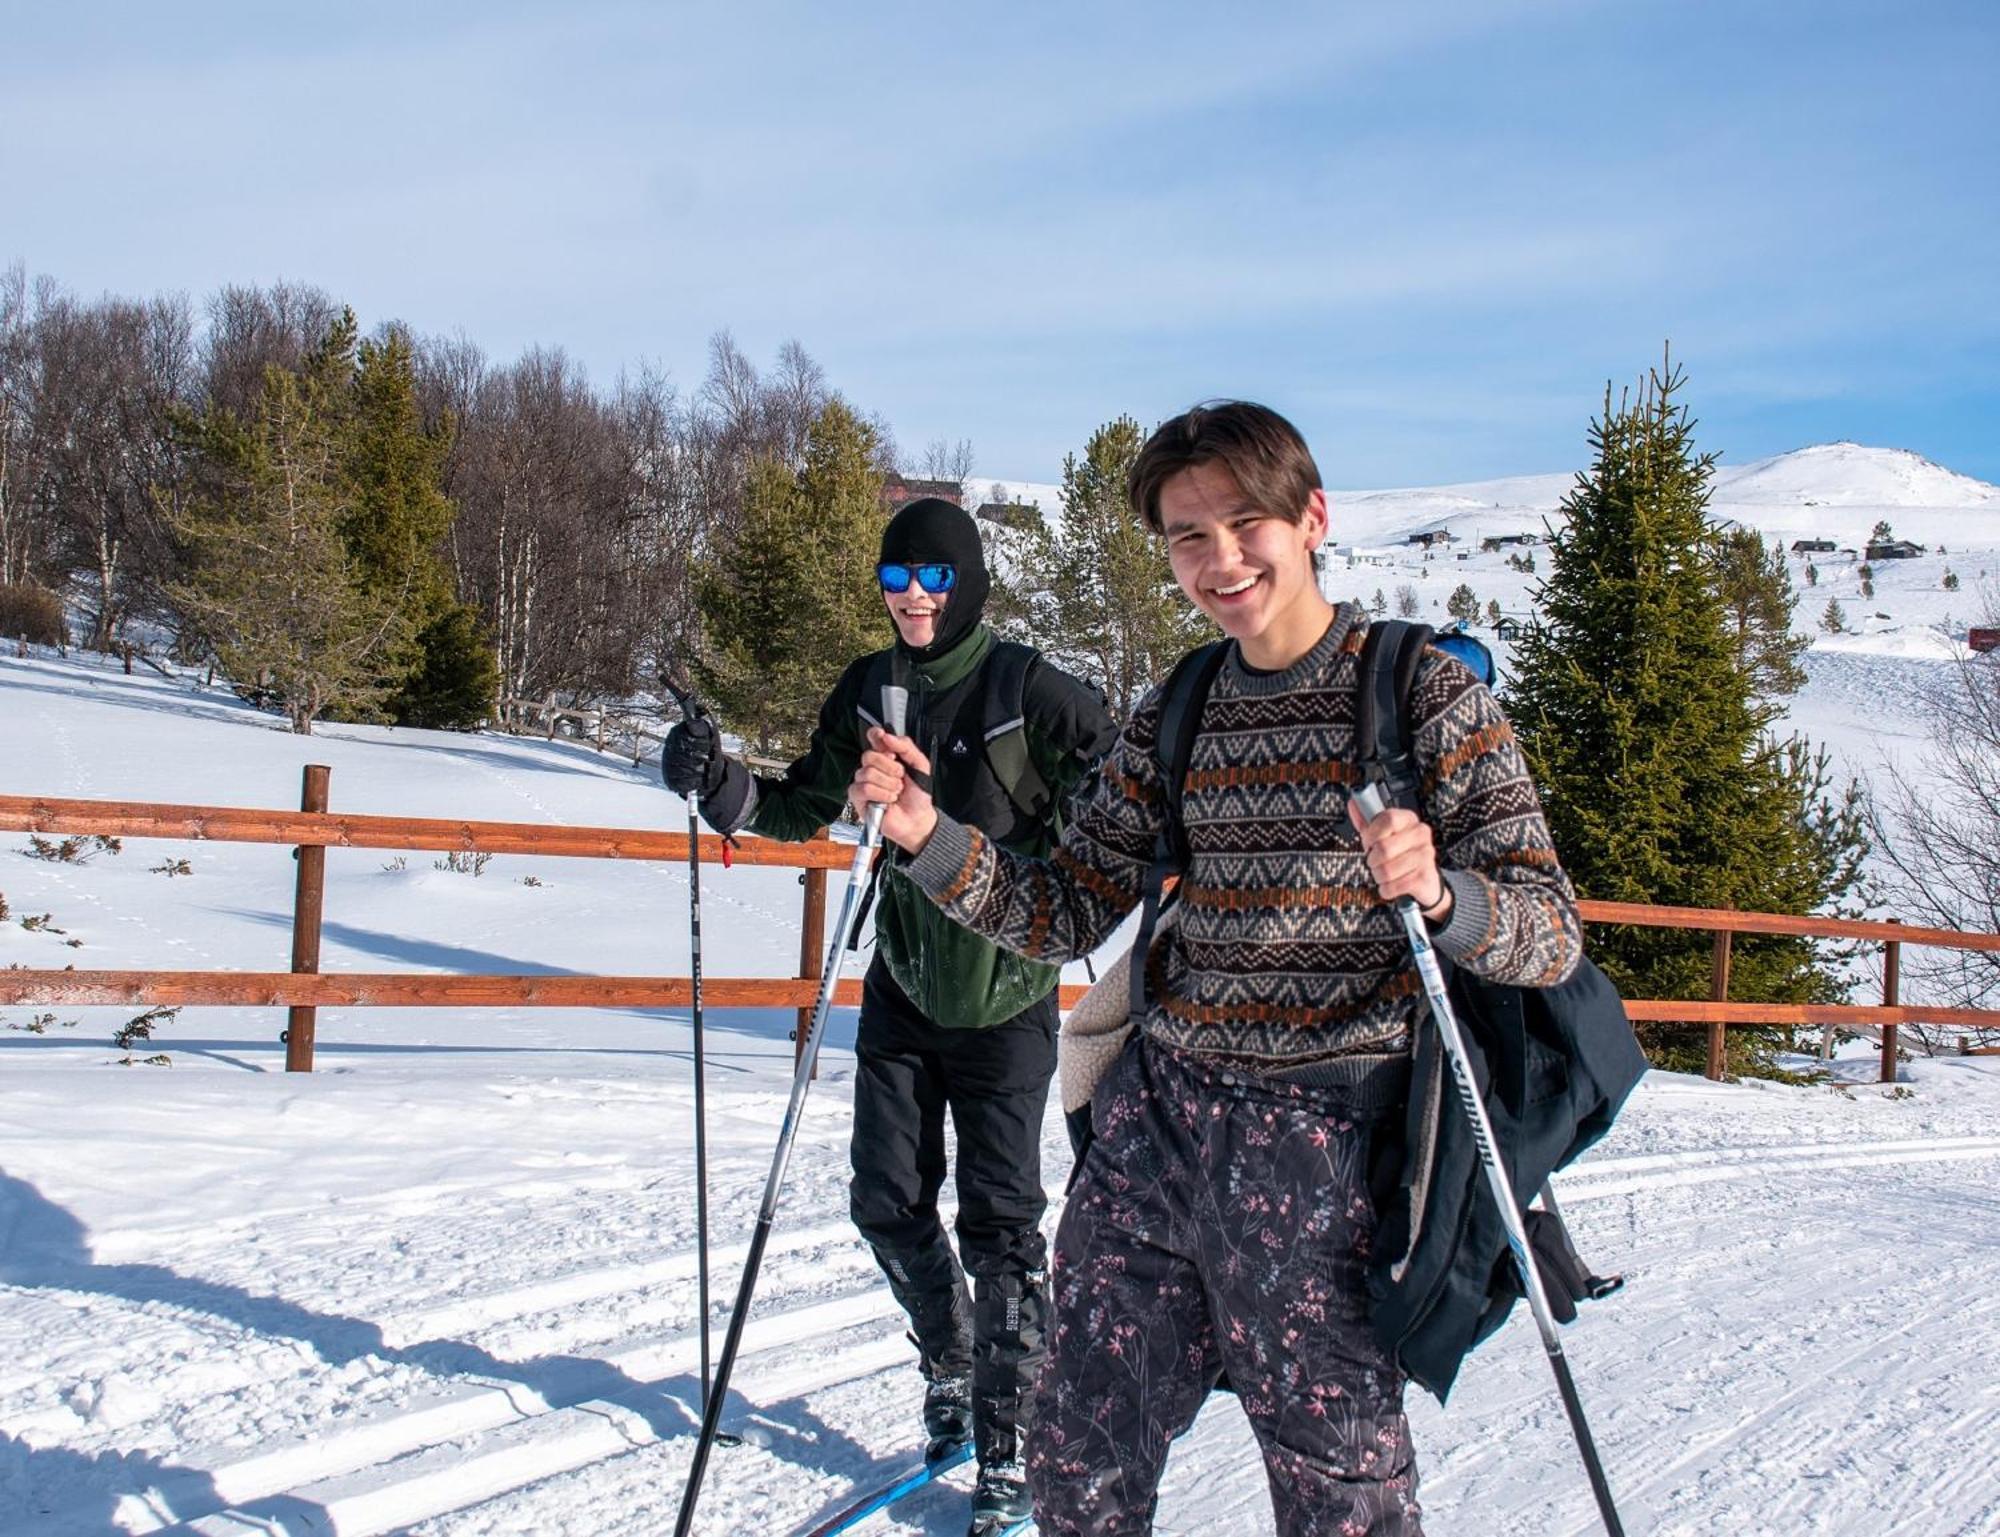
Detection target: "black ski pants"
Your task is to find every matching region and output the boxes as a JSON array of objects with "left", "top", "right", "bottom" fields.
[
  {"left": 1028, "top": 1034, "right": 1423, "bottom": 1536},
  {"left": 850, "top": 958, "right": 1057, "bottom": 1458}
]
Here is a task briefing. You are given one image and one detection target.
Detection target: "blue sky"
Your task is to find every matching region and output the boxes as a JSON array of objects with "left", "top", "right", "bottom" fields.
[{"left": 6, "top": 1, "right": 1996, "bottom": 487}]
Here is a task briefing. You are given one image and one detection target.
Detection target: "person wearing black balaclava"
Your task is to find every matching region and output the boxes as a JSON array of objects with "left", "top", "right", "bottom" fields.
[{"left": 664, "top": 496, "right": 1115, "bottom": 1535}]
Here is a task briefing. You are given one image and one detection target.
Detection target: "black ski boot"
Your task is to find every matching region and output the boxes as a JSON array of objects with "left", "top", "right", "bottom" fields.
[
  {"left": 922, "top": 1364, "right": 973, "bottom": 1463},
  {"left": 875, "top": 1244, "right": 975, "bottom": 1463},
  {"left": 969, "top": 1459, "right": 1031, "bottom": 1535},
  {"left": 966, "top": 1269, "right": 1046, "bottom": 1534}
]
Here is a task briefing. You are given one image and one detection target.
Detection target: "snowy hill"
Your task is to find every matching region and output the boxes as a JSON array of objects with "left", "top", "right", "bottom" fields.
[
  {"left": 1714, "top": 441, "right": 2000, "bottom": 509},
  {"left": 981, "top": 444, "right": 2000, "bottom": 555}
]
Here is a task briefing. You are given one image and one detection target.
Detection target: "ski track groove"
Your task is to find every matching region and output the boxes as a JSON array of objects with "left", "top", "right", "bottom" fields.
[
  {"left": 13, "top": 1061, "right": 1999, "bottom": 1535},
  {"left": 44, "top": 1124, "right": 2000, "bottom": 1537},
  {"left": 1561, "top": 1290, "right": 2000, "bottom": 1537},
  {"left": 96, "top": 1284, "right": 916, "bottom": 1537}
]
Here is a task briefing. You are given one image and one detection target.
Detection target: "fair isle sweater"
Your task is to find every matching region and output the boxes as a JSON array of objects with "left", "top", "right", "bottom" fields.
[{"left": 904, "top": 604, "right": 1583, "bottom": 1073}]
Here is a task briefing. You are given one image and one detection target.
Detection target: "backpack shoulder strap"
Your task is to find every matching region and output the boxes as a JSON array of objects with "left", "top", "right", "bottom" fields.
[
  {"left": 1129, "top": 639, "right": 1232, "bottom": 1025},
  {"left": 1155, "top": 640, "right": 1231, "bottom": 868},
  {"left": 980, "top": 640, "right": 1051, "bottom": 822},
  {"left": 1355, "top": 619, "right": 1432, "bottom": 811}
]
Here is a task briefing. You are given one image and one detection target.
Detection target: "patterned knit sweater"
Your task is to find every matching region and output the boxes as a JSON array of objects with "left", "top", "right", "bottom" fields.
[{"left": 904, "top": 603, "right": 1582, "bottom": 1072}]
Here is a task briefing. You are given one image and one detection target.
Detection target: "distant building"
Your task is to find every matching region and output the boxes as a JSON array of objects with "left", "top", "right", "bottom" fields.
[
  {"left": 1865, "top": 539, "right": 1926, "bottom": 561},
  {"left": 882, "top": 474, "right": 963, "bottom": 512},
  {"left": 1790, "top": 538, "right": 1837, "bottom": 554},
  {"left": 1406, "top": 529, "right": 1456, "bottom": 548},
  {"left": 1969, "top": 627, "right": 2000, "bottom": 655},
  {"left": 1479, "top": 533, "right": 1538, "bottom": 553},
  {"left": 1493, "top": 616, "right": 1525, "bottom": 641}
]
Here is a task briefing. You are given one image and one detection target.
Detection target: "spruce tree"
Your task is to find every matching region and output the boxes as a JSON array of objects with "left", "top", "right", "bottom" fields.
[
  {"left": 695, "top": 398, "right": 886, "bottom": 754},
  {"left": 1446, "top": 582, "right": 1479, "bottom": 623},
  {"left": 170, "top": 367, "right": 402, "bottom": 733},
  {"left": 343, "top": 327, "right": 488, "bottom": 726},
  {"left": 1505, "top": 358, "right": 1867, "bottom": 1075},
  {"left": 1022, "top": 415, "right": 1211, "bottom": 718},
  {"left": 1715, "top": 527, "right": 1809, "bottom": 703}
]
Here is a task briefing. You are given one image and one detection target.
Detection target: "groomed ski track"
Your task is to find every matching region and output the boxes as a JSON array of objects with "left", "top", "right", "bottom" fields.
[{"left": 7, "top": 1078, "right": 1998, "bottom": 1536}]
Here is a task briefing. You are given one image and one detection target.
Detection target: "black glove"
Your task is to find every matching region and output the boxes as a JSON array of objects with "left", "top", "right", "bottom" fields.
[{"left": 662, "top": 716, "right": 726, "bottom": 797}]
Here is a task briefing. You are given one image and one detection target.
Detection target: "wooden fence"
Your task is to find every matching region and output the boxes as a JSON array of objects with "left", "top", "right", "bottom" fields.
[
  {"left": 497, "top": 695, "right": 789, "bottom": 775},
  {"left": 4, "top": 772, "right": 1999, "bottom": 1081}
]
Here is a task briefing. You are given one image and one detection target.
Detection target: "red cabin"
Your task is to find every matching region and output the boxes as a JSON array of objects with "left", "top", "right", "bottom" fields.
[{"left": 1970, "top": 627, "right": 2000, "bottom": 654}]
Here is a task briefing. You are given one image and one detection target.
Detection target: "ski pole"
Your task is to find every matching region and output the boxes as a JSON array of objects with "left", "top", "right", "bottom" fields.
[
  {"left": 1353, "top": 782, "right": 1624, "bottom": 1537},
  {"left": 673, "top": 683, "right": 910, "bottom": 1537},
  {"left": 659, "top": 662, "right": 719, "bottom": 1420}
]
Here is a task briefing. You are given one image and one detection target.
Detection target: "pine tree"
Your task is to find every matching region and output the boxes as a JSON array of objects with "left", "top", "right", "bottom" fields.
[
  {"left": 1804, "top": 561, "right": 1817, "bottom": 587},
  {"left": 342, "top": 326, "right": 486, "bottom": 726},
  {"left": 795, "top": 397, "right": 890, "bottom": 671},
  {"left": 1371, "top": 587, "right": 1387, "bottom": 615},
  {"left": 1446, "top": 582, "right": 1479, "bottom": 623},
  {"left": 395, "top": 603, "right": 500, "bottom": 729},
  {"left": 1486, "top": 598, "right": 1502, "bottom": 626},
  {"left": 1821, "top": 597, "right": 1845, "bottom": 633},
  {"left": 1022, "top": 415, "right": 1211, "bottom": 718},
  {"left": 1505, "top": 357, "right": 1868, "bottom": 1075},
  {"left": 1715, "top": 527, "right": 1809, "bottom": 703},
  {"left": 169, "top": 366, "right": 403, "bottom": 733},
  {"left": 695, "top": 398, "right": 887, "bottom": 753}
]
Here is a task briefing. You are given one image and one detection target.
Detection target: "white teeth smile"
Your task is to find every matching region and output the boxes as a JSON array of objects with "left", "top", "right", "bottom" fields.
[{"left": 1215, "top": 576, "right": 1258, "bottom": 596}]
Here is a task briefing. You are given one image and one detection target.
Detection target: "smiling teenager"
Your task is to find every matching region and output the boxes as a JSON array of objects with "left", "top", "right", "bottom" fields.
[
  {"left": 664, "top": 496, "right": 1116, "bottom": 1537},
  {"left": 850, "top": 402, "right": 1584, "bottom": 1536}
]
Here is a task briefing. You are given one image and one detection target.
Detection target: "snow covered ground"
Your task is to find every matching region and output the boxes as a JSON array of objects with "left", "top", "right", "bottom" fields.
[{"left": 5, "top": 444, "right": 2000, "bottom": 1535}]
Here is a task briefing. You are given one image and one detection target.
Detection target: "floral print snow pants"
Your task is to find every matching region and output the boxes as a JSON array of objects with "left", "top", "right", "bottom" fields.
[{"left": 1028, "top": 1035, "right": 1422, "bottom": 1536}]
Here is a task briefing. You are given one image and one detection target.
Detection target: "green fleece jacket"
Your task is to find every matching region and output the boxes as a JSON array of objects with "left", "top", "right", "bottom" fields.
[{"left": 721, "top": 624, "right": 1115, "bottom": 1028}]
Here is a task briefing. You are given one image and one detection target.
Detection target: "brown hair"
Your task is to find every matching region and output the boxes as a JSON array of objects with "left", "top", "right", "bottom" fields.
[{"left": 1128, "top": 400, "right": 1323, "bottom": 534}]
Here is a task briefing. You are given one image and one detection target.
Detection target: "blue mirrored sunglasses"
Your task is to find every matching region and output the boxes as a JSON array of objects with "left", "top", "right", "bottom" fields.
[{"left": 878, "top": 562, "right": 957, "bottom": 595}]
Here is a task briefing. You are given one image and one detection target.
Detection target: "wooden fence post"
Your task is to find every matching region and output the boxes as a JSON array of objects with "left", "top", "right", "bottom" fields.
[
  {"left": 1881, "top": 917, "right": 1902, "bottom": 1083},
  {"left": 1707, "top": 927, "right": 1732, "bottom": 1081},
  {"left": 797, "top": 830, "right": 830, "bottom": 1076},
  {"left": 285, "top": 764, "right": 331, "bottom": 1072}
]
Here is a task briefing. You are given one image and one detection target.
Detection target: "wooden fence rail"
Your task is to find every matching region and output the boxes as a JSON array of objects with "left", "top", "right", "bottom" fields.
[{"left": 4, "top": 777, "right": 1998, "bottom": 1082}]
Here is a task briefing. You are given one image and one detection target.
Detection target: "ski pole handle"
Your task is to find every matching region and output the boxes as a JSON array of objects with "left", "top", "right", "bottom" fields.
[
  {"left": 1351, "top": 783, "right": 1420, "bottom": 916},
  {"left": 659, "top": 658, "right": 704, "bottom": 725},
  {"left": 864, "top": 685, "right": 910, "bottom": 847}
]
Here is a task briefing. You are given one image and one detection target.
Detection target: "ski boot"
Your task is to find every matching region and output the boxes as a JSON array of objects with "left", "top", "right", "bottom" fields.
[
  {"left": 969, "top": 1459, "right": 1031, "bottom": 1536},
  {"left": 923, "top": 1368, "right": 973, "bottom": 1464}
]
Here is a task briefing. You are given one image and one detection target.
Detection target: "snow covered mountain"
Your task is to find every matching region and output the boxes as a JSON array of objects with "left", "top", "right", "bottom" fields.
[
  {"left": 1714, "top": 441, "right": 2000, "bottom": 509},
  {"left": 982, "top": 444, "right": 2000, "bottom": 552}
]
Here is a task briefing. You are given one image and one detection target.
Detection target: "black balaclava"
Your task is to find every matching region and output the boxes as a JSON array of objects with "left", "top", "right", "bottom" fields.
[{"left": 878, "top": 497, "right": 990, "bottom": 663}]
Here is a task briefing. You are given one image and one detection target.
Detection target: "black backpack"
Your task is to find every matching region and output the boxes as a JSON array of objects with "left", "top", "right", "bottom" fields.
[{"left": 1133, "top": 620, "right": 1644, "bottom": 1396}]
